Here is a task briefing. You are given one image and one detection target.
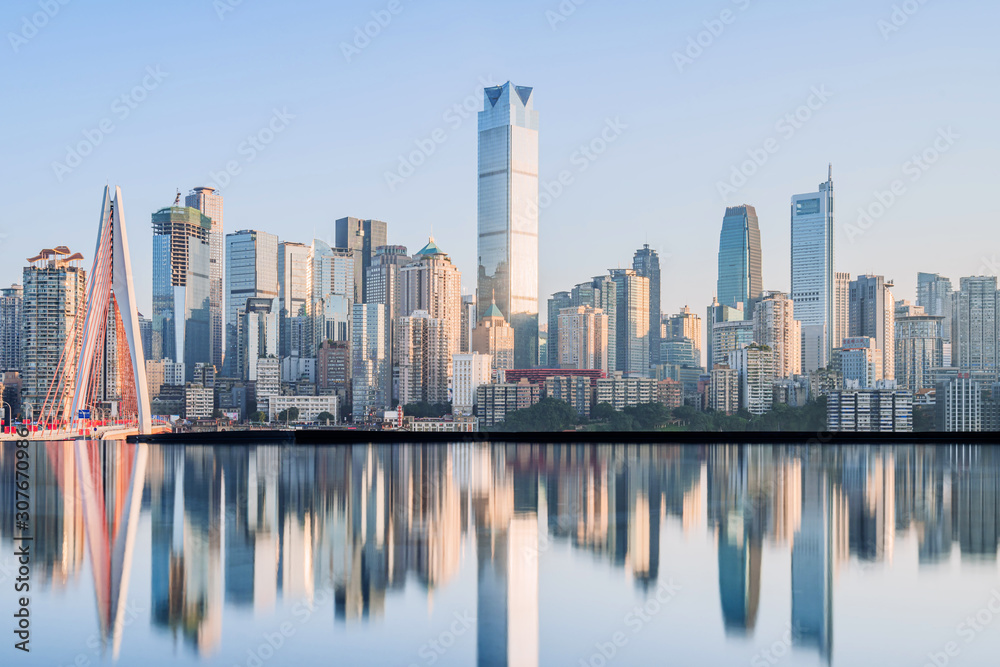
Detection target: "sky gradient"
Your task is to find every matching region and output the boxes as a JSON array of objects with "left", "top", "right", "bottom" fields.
[{"left": 2, "top": 0, "right": 997, "bottom": 318}]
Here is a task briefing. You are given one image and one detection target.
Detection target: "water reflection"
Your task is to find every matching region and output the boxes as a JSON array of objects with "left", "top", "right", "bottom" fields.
[{"left": 0, "top": 442, "right": 997, "bottom": 666}]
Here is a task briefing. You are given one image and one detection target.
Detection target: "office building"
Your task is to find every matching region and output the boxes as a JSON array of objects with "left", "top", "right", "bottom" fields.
[
  {"left": 154, "top": 206, "right": 213, "bottom": 380},
  {"left": 185, "top": 187, "right": 225, "bottom": 370},
  {"left": 277, "top": 241, "right": 310, "bottom": 358},
  {"left": 633, "top": 244, "right": 662, "bottom": 365},
  {"left": 21, "top": 248, "right": 86, "bottom": 420},
  {"left": 609, "top": 269, "right": 650, "bottom": 377},
  {"left": 335, "top": 217, "right": 388, "bottom": 305},
  {"left": 225, "top": 230, "right": 278, "bottom": 375},
  {"left": 0, "top": 285, "right": 23, "bottom": 371},
  {"left": 895, "top": 314, "right": 944, "bottom": 393},
  {"left": 240, "top": 298, "right": 279, "bottom": 381},
  {"left": 307, "top": 239, "right": 354, "bottom": 356},
  {"left": 477, "top": 81, "right": 539, "bottom": 368},
  {"left": 452, "top": 353, "right": 492, "bottom": 416},
  {"left": 557, "top": 305, "right": 609, "bottom": 372},
  {"left": 717, "top": 205, "right": 762, "bottom": 315},
  {"left": 546, "top": 291, "right": 573, "bottom": 367},
  {"left": 138, "top": 313, "right": 153, "bottom": 362},
  {"left": 952, "top": 276, "right": 999, "bottom": 372},
  {"left": 396, "top": 311, "right": 450, "bottom": 407},
  {"left": 791, "top": 167, "right": 836, "bottom": 372},
  {"left": 849, "top": 275, "right": 895, "bottom": 382},
  {"left": 753, "top": 292, "right": 801, "bottom": 379},
  {"left": 352, "top": 303, "right": 389, "bottom": 422},
  {"left": 367, "top": 244, "right": 411, "bottom": 397},
  {"left": 473, "top": 301, "right": 516, "bottom": 376}
]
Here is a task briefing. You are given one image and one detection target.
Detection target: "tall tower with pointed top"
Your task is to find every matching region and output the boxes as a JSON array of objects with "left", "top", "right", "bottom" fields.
[{"left": 477, "top": 81, "right": 539, "bottom": 368}]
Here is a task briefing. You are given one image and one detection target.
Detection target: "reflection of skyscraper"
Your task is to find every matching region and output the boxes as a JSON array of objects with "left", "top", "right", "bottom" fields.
[{"left": 477, "top": 82, "right": 540, "bottom": 368}]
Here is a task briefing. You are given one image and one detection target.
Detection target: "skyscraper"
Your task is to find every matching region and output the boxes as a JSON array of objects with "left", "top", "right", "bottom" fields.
[
  {"left": 849, "top": 275, "right": 895, "bottom": 382},
  {"left": 895, "top": 314, "right": 944, "bottom": 393},
  {"left": 399, "top": 238, "right": 463, "bottom": 379},
  {"left": 352, "top": 302, "right": 389, "bottom": 422},
  {"left": 753, "top": 292, "right": 801, "bottom": 380},
  {"left": 460, "top": 294, "right": 477, "bottom": 354},
  {"left": 396, "top": 311, "right": 450, "bottom": 407},
  {"left": 728, "top": 344, "right": 776, "bottom": 415},
  {"left": 22, "top": 248, "right": 86, "bottom": 420},
  {"left": 716, "top": 206, "right": 762, "bottom": 316},
  {"left": 153, "top": 206, "right": 213, "bottom": 379},
  {"left": 572, "top": 277, "right": 618, "bottom": 372},
  {"left": 791, "top": 167, "right": 836, "bottom": 372},
  {"left": 277, "top": 241, "right": 310, "bottom": 358},
  {"left": 185, "top": 187, "right": 224, "bottom": 371},
  {"left": 833, "top": 271, "right": 851, "bottom": 350},
  {"left": 306, "top": 239, "right": 354, "bottom": 356},
  {"left": 336, "top": 217, "right": 388, "bottom": 305},
  {"left": 546, "top": 291, "right": 573, "bottom": 367},
  {"left": 367, "top": 244, "right": 410, "bottom": 399},
  {"left": 952, "top": 276, "right": 999, "bottom": 372},
  {"left": 633, "top": 244, "right": 662, "bottom": 366},
  {"left": 225, "top": 230, "right": 278, "bottom": 375},
  {"left": 239, "top": 298, "right": 279, "bottom": 381},
  {"left": 608, "top": 269, "right": 650, "bottom": 378},
  {"left": 557, "top": 305, "right": 609, "bottom": 372},
  {"left": 0, "top": 285, "right": 23, "bottom": 372},
  {"left": 477, "top": 81, "right": 539, "bottom": 369}
]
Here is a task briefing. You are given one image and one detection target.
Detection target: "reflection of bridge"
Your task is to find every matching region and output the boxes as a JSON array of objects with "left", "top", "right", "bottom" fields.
[{"left": 37, "top": 187, "right": 155, "bottom": 435}]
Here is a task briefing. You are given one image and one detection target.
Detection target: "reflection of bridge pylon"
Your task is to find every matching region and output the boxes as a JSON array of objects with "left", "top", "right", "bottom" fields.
[
  {"left": 75, "top": 440, "right": 148, "bottom": 660},
  {"left": 70, "top": 186, "right": 151, "bottom": 433}
]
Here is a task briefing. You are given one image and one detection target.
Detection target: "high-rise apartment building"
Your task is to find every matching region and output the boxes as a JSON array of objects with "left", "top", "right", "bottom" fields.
[
  {"left": 557, "top": 305, "right": 609, "bottom": 372},
  {"left": 460, "top": 294, "right": 477, "bottom": 354},
  {"left": 664, "top": 306, "right": 703, "bottom": 368},
  {"left": 154, "top": 206, "right": 213, "bottom": 379},
  {"left": 917, "top": 272, "right": 953, "bottom": 341},
  {"left": 895, "top": 314, "right": 944, "bottom": 393},
  {"left": 546, "top": 291, "right": 573, "bottom": 368},
  {"left": 22, "top": 249, "right": 86, "bottom": 420},
  {"left": 335, "top": 217, "right": 388, "bottom": 304},
  {"left": 952, "top": 276, "right": 999, "bottom": 372},
  {"left": 317, "top": 340, "right": 351, "bottom": 410},
  {"left": 277, "top": 241, "right": 310, "bottom": 358},
  {"left": 571, "top": 277, "right": 618, "bottom": 372},
  {"left": 225, "top": 230, "right": 278, "bottom": 375},
  {"left": 753, "top": 292, "right": 801, "bottom": 380},
  {"left": 367, "top": 244, "right": 411, "bottom": 395},
  {"left": 0, "top": 285, "right": 23, "bottom": 372},
  {"left": 352, "top": 303, "right": 389, "bottom": 422},
  {"left": 396, "top": 311, "right": 450, "bottom": 407},
  {"left": 717, "top": 205, "right": 762, "bottom": 315},
  {"left": 710, "top": 319, "right": 754, "bottom": 375},
  {"left": 833, "top": 271, "right": 850, "bottom": 350},
  {"left": 185, "top": 187, "right": 224, "bottom": 370},
  {"left": 609, "top": 269, "right": 650, "bottom": 377},
  {"left": 709, "top": 364, "right": 740, "bottom": 415},
  {"left": 849, "top": 275, "right": 895, "bottom": 382},
  {"left": 728, "top": 344, "right": 775, "bottom": 415},
  {"left": 633, "top": 244, "right": 662, "bottom": 365},
  {"left": 791, "top": 167, "right": 836, "bottom": 372},
  {"left": 477, "top": 81, "right": 539, "bottom": 368},
  {"left": 828, "top": 385, "right": 913, "bottom": 432},
  {"left": 472, "top": 301, "right": 516, "bottom": 376}
]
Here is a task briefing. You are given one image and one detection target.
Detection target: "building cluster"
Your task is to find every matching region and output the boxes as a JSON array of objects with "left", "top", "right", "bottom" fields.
[{"left": 0, "top": 82, "right": 998, "bottom": 432}]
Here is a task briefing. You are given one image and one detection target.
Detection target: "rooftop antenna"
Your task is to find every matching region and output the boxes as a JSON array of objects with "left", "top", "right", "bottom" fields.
[{"left": 174, "top": 189, "right": 181, "bottom": 206}]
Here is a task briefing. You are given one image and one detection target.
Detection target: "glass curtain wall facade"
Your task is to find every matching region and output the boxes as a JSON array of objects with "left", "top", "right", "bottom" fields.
[
  {"left": 225, "top": 230, "right": 278, "bottom": 376},
  {"left": 185, "top": 187, "right": 224, "bottom": 370},
  {"left": 791, "top": 167, "right": 836, "bottom": 371},
  {"left": 477, "top": 81, "right": 540, "bottom": 368},
  {"left": 716, "top": 206, "right": 762, "bottom": 316}
]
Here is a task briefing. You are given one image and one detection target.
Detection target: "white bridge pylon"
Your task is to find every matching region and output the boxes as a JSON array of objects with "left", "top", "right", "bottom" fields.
[{"left": 71, "top": 186, "right": 152, "bottom": 434}]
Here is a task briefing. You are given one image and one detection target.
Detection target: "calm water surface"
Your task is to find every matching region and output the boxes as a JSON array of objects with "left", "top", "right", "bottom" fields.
[{"left": 2, "top": 442, "right": 999, "bottom": 666}]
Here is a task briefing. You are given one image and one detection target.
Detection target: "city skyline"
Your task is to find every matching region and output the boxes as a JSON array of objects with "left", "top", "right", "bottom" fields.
[{"left": 3, "top": 1, "right": 995, "bottom": 325}]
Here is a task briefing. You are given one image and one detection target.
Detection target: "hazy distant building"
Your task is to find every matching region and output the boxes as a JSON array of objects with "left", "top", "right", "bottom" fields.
[
  {"left": 717, "top": 205, "right": 762, "bottom": 315},
  {"left": 833, "top": 271, "right": 850, "bottom": 350},
  {"left": 557, "top": 305, "right": 609, "bottom": 372},
  {"left": 633, "top": 244, "right": 662, "bottom": 365},
  {"left": 839, "top": 337, "right": 883, "bottom": 389},
  {"left": 452, "top": 353, "right": 492, "bottom": 416},
  {"left": 546, "top": 291, "right": 573, "bottom": 368},
  {"left": 609, "top": 269, "right": 650, "bottom": 377},
  {"left": 849, "top": 275, "right": 895, "bottom": 382},
  {"left": 895, "top": 314, "right": 944, "bottom": 393},
  {"left": 336, "top": 216, "right": 388, "bottom": 305},
  {"left": 306, "top": 239, "right": 354, "bottom": 356},
  {"left": 952, "top": 276, "right": 999, "bottom": 372},
  {"left": 664, "top": 306, "right": 702, "bottom": 367},
  {"left": 572, "top": 277, "right": 618, "bottom": 372},
  {"left": 791, "top": 168, "right": 836, "bottom": 372},
  {"left": 460, "top": 294, "right": 477, "bottom": 354},
  {"left": 477, "top": 81, "right": 540, "bottom": 369},
  {"left": 917, "top": 272, "right": 953, "bottom": 342},
  {"left": 185, "top": 187, "right": 225, "bottom": 370},
  {"left": 22, "top": 249, "right": 86, "bottom": 420},
  {"left": 352, "top": 303, "right": 389, "bottom": 422},
  {"left": 753, "top": 292, "right": 801, "bottom": 380},
  {"left": 367, "top": 244, "right": 410, "bottom": 394},
  {"left": 711, "top": 320, "right": 754, "bottom": 375},
  {"left": 277, "top": 241, "right": 310, "bottom": 358},
  {"left": 707, "top": 298, "right": 746, "bottom": 369},
  {"left": 155, "top": 206, "right": 214, "bottom": 380},
  {"left": 0, "top": 285, "right": 23, "bottom": 372},
  {"left": 240, "top": 298, "right": 278, "bottom": 381},
  {"left": 473, "top": 301, "right": 516, "bottom": 376},
  {"left": 225, "top": 230, "right": 278, "bottom": 375}
]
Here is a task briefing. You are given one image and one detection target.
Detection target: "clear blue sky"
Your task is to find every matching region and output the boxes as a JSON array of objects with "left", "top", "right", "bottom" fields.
[{"left": 1, "top": 0, "right": 997, "bottom": 317}]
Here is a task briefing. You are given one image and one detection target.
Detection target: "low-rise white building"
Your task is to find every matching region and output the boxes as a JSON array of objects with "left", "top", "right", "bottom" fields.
[
  {"left": 452, "top": 353, "right": 492, "bottom": 416},
  {"left": 268, "top": 395, "right": 339, "bottom": 423}
]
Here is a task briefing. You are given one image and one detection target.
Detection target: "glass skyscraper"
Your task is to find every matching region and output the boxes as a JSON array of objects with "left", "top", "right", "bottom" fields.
[
  {"left": 716, "top": 205, "right": 762, "bottom": 317},
  {"left": 225, "top": 230, "right": 278, "bottom": 376},
  {"left": 185, "top": 187, "right": 224, "bottom": 371},
  {"left": 633, "top": 244, "right": 662, "bottom": 366},
  {"left": 335, "top": 217, "right": 388, "bottom": 305},
  {"left": 791, "top": 167, "right": 836, "bottom": 372},
  {"left": 477, "top": 81, "right": 539, "bottom": 368}
]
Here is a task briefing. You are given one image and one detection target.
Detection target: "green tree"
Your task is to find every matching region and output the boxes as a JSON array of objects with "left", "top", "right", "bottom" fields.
[
  {"left": 495, "top": 398, "right": 578, "bottom": 432},
  {"left": 251, "top": 411, "right": 267, "bottom": 424},
  {"left": 277, "top": 406, "right": 301, "bottom": 423},
  {"left": 316, "top": 411, "right": 336, "bottom": 425},
  {"left": 402, "top": 402, "right": 452, "bottom": 418}
]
